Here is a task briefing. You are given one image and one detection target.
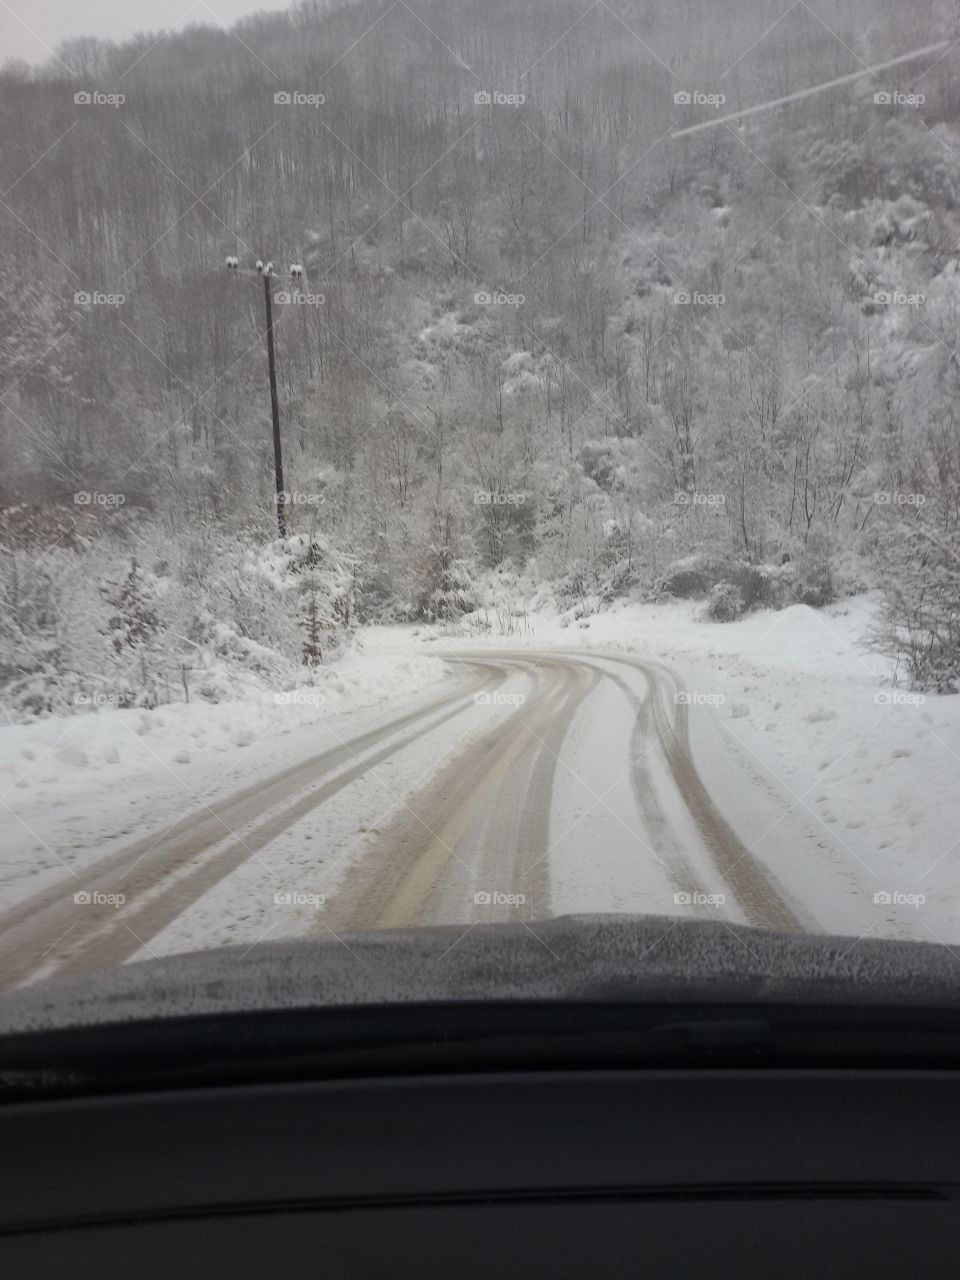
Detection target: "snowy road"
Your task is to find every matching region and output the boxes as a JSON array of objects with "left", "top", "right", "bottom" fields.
[{"left": 0, "top": 648, "right": 835, "bottom": 990}]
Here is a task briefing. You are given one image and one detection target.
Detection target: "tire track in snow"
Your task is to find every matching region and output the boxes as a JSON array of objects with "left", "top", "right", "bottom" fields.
[
  {"left": 582, "top": 658, "right": 717, "bottom": 913},
  {"left": 324, "top": 657, "right": 582, "bottom": 931},
  {"left": 0, "top": 660, "right": 511, "bottom": 987},
  {"left": 2, "top": 646, "right": 814, "bottom": 989},
  {"left": 596, "top": 652, "right": 808, "bottom": 933}
]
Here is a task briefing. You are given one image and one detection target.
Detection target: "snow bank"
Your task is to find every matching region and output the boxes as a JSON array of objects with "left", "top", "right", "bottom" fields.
[{"left": 0, "top": 645, "right": 446, "bottom": 800}]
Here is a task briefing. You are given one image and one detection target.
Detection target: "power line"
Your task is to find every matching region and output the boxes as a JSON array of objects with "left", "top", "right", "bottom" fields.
[{"left": 672, "top": 39, "right": 950, "bottom": 139}]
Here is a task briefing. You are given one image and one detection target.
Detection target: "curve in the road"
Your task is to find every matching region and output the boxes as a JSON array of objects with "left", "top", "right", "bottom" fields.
[
  {"left": 321, "top": 655, "right": 589, "bottom": 931},
  {"left": 0, "top": 647, "right": 811, "bottom": 989}
]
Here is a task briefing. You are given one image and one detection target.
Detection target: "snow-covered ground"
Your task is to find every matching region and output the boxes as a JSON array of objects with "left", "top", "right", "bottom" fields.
[
  {"left": 3, "top": 593, "right": 960, "bottom": 965},
  {"left": 420, "top": 593, "right": 960, "bottom": 945},
  {"left": 0, "top": 644, "right": 454, "bottom": 909}
]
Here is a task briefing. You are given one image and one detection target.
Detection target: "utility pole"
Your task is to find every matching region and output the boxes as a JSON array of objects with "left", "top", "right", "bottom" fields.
[
  {"left": 225, "top": 256, "right": 291, "bottom": 539},
  {"left": 262, "top": 272, "right": 286, "bottom": 539}
]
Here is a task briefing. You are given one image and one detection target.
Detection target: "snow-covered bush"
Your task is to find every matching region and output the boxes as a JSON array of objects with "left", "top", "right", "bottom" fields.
[
  {"left": 406, "top": 510, "right": 477, "bottom": 621},
  {"left": 704, "top": 581, "right": 746, "bottom": 623},
  {"left": 0, "top": 517, "right": 360, "bottom": 721},
  {"left": 869, "top": 522, "right": 960, "bottom": 692},
  {"left": 294, "top": 537, "right": 355, "bottom": 665},
  {"left": 657, "top": 555, "right": 713, "bottom": 599}
]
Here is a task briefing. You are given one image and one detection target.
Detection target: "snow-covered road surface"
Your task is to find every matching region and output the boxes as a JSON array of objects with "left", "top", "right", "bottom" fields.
[
  {"left": 0, "top": 642, "right": 903, "bottom": 990},
  {"left": 5, "top": 597, "right": 960, "bottom": 991}
]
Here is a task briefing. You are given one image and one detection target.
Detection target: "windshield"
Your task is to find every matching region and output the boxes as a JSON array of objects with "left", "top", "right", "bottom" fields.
[{"left": 1, "top": 0, "right": 958, "bottom": 1003}]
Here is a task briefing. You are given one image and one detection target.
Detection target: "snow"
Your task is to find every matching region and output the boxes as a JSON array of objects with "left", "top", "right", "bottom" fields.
[
  {"left": 0, "top": 638, "right": 452, "bottom": 909},
  {"left": 413, "top": 593, "right": 960, "bottom": 943},
  {"left": 4, "top": 594, "right": 960, "bottom": 963},
  {"left": 136, "top": 658, "right": 534, "bottom": 959}
]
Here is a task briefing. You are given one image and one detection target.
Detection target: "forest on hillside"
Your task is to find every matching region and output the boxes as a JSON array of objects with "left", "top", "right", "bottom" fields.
[{"left": 2, "top": 0, "right": 960, "bottom": 716}]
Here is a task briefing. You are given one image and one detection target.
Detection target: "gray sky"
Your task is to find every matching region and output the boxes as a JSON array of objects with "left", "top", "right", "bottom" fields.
[{"left": 1, "top": 0, "right": 280, "bottom": 65}]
